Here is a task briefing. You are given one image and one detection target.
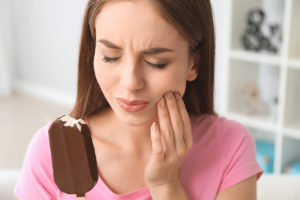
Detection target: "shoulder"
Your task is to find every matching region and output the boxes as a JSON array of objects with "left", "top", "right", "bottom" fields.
[
  {"left": 189, "top": 114, "right": 256, "bottom": 163},
  {"left": 190, "top": 114, "right": 253, "bottom": 145},
  {"left": 14, "top": 121, "right": 57, "bottom": 199},
  {"left": 188, "top": 114, "right": 263, "bottom": 191},
  {"left": 214, "top": 115, "right": 254, "bottom": 153},
  {"left": 22, "top": 122, "right": 53, "bottom": 163}
]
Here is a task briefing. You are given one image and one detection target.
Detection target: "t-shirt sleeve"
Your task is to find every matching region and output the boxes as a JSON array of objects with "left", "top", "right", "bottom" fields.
[
  {"left": 14, "top": 123, "right": 58, "bottom": 200},
  {"left": 218, "top": 119, "right": 263, "bottom": 192}
]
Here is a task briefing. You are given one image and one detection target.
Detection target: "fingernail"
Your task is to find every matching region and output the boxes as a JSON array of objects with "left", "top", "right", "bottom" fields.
[
  {"left": 151, "top": 122, "right": 157, "bottom": 131},
  {"left": 160, "top": 97, "right": 166, "bottom": 108}
]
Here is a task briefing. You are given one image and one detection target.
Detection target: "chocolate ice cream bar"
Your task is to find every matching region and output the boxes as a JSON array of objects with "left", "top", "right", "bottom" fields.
[{"left": 49, "top": 115, "right": 98, "bottom": 199}]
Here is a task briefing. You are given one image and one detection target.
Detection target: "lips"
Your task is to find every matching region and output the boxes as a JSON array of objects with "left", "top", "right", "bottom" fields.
[
  {"left": 116, "top": 97, "right": 149, "bottom": 105},
  {"left": 116, "top": 97, "right": 149, "bottom": 112}
]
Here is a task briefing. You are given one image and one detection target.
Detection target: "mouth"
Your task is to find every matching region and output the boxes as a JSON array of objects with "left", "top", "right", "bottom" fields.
[
  {"left": 116, "top": 98, "right": 149, "bottom": 112},
  {"left": 115, "top": 97, "right": 149, "bottom": 105}
]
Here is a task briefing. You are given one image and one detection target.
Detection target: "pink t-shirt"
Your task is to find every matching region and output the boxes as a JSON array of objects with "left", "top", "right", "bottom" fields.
[{"left": 14, "top": 114, "right": 263, "bottom": 200}]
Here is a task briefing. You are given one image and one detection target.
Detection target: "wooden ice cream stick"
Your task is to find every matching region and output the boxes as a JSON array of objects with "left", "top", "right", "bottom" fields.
[{"left": 76, "top": 194, "right": 85, "bottom": 200}]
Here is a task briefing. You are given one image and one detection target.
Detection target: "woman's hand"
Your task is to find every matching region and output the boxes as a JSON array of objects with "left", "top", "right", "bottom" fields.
[{"left": 144, "top": 91, "right": 193, "bottom": 188}]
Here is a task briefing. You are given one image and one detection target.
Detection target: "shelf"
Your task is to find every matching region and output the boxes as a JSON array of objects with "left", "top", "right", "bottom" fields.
[
  {"left": 288, "top": 59, "right": 300, "bottom": 70},
  {"left": 247, "top": 126, "right": 276, "bottom": 142},
  {"left": 284, "top": 68, "right": 300, "bottom": 130},
  {"left": 281, "top": 137, "right": 300, "bottom": 174},
  {"left": 288, "top": 0, "right": 300, "bottom": 59},
  {"left": 227, "top": 59, "right": 279, "bottom": 123},
  {"left": 283, "top": 127, "right": 300, "bottom": 141},
  {"left": 248, "top": 127, "right": 275, "bottom": 174},
  {"left": 230, "top": 50, "right": 281, "bottom": 65},
  {"left": 226, "top": 112, "right": 277, "bottom": 133},
  {"left": 224, "top": 0, "right": 300, "bottom": 176},
  {"left": 230, "top": 0, "right": 284, "bottom": 55}
]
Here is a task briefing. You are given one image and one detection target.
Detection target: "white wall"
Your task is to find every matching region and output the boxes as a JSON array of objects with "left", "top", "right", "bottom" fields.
[
  {"left": 11, "top": 0, "right": 88, "bottom": 105},
  {"left": 0, "top": 0, "right": 13, "bottom": 96},
  {"left": 211, "top": 0, "right": 225, "bottom": 113}
]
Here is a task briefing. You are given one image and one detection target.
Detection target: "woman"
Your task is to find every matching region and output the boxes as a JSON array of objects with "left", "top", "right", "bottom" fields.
[{"left": 14, "top": 0, "right": 263, "bottom": 199}]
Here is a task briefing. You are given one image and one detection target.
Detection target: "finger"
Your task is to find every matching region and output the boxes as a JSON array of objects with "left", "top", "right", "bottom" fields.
[
  {"left": 157, "top": 96, "right": 176, "bottom": 155},
  {"left": 164, "top": 91, "right": 185, "bottom": 155},
  {"left": 150, "top": 122, "right": 164, "bottom": 163},
  {"left": 175, "top": 92, "right": 193, "bottom": 149}
]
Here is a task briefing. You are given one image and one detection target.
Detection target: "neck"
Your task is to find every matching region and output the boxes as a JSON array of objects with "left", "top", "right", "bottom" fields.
[{"left": 96, "top": 108, "right": 159, "bottom": 155}]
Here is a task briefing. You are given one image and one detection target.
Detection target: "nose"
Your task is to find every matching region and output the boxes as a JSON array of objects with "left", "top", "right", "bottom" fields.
[{"left": 119, "top": 61, "right": 145, "bottom": 91}]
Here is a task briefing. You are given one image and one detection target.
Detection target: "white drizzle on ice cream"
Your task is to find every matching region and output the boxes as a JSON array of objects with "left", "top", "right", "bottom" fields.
[{"left": 59, "top": 115, "right": 86, "bottom": 132}]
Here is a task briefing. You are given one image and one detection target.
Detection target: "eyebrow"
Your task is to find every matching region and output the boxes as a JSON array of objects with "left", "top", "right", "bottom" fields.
[{"left": 98, "top": 39, "right": 174, "bottom": 55}]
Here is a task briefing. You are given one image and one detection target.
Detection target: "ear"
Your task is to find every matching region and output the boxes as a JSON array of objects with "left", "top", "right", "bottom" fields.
[{"left": 186, "top": 55, "right": 198, "bottom": 82}]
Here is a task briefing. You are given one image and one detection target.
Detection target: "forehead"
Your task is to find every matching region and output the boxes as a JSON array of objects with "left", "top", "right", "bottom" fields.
[{"left": 94, "top": 0, "right": 187, "bottom": 49}]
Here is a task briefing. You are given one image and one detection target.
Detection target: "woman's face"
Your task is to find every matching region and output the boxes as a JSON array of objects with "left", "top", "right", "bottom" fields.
[{"left": 93, "top": 0, "right": 197, "bottom": 125}]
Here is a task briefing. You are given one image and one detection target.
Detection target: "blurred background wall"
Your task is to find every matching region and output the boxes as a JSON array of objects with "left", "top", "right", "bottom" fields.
[
  {"left": 2, "top": 0, "right": 88, "bottom": 103},
  {"left": 0, "top": 0, "right": 13, "bottom": 96}
]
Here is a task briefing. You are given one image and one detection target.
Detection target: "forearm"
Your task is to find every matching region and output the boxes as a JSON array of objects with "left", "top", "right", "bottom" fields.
[{"left": 148, "top": 180, "right": 189, "bottom": 200}]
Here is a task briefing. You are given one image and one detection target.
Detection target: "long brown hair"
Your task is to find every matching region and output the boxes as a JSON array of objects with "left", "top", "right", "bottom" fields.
[{"left": 69, "top": 0, "right": 217, "bottom": 119}]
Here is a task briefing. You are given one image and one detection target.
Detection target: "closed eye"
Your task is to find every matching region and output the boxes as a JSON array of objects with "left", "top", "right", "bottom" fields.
[
  {"left": 103, "top": 56, "right": 119, "bottom": 63},
  {"left": 144, "top": 61, "right": 167, "bottom": 69},
  {"left": 102, "top": 56, "right": 168, "bottom": 69}
]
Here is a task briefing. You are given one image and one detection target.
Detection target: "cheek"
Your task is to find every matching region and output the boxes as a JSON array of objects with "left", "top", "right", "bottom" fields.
[
  {"left": 172, "top": 64, "right": 190, "bottom": 96},
  {"left": 154, "top": 68, "right": 187, "bottom": 97},
  {"left": 93, "top": 61, "right": 115, "bottom": 90},
  {"left": 93, "top": 62, "right": 102, "bottom": 86},
  {"left": 172, "top": 75, "right": 187, "bottom": 96}
]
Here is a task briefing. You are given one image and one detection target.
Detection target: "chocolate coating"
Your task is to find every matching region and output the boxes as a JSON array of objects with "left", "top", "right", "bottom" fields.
[{"left": 49, "top": 115, "right": 98, "bottom": 195}]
